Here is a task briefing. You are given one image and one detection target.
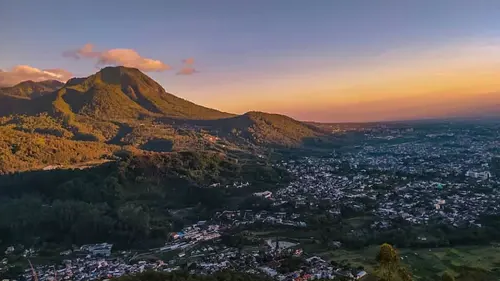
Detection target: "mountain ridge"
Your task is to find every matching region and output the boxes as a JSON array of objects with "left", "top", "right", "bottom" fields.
[
  {"left": 0, "top": 66, "right": 331, "bottom": 173},
  {"left": 0, "top": 79, "right": 64, "bottom": 99},
  {"left": 51, "top": 66, "right": 235, "bottom": 120}
]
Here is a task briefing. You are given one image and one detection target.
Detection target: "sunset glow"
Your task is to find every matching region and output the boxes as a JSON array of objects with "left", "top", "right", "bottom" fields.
[{"left": 1, "top": 1, "right": 499, "bottom": 122}]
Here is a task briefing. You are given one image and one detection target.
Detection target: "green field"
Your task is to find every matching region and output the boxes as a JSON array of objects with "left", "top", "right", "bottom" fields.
[{"left": 318, "top": 245, "right": 500, "bottom": 281}]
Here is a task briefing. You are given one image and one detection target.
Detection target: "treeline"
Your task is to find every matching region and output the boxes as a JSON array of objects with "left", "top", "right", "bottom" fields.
[
  {"left": 0, "top": 151, "right": 289, "bottom": 249},
  {"left": 308, "top": 212, "right": 500, "bottom": 251},
  {"left": 115, "top": 270, "right": 273, "bottom": 281}
]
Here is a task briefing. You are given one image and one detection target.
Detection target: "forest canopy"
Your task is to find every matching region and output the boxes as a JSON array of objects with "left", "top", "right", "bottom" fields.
[{"left": 0, "top": 151, "right": 288, "bottom": 249}]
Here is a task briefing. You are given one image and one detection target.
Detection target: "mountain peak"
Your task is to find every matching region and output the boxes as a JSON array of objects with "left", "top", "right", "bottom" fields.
[{"left": 47, "top": 66, "right": 234, "bottom": 120}]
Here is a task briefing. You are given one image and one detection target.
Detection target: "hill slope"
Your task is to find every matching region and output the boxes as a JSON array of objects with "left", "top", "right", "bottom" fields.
[
  {"left": 0, "top": 80, "right": 64, "bottom": 98},
  {"left": 0, "top": 67, "right": 333, "bottom": 172},
  {"left": 51, "top": 66, "right": 233, "bottom": 120},
  {"left": 161, "top": 111, "right": 327, "bottom": 147},
  {"left": 0, "top": 126, "right": 118, "bottom": 173},
  {"left": 228, "top": 111, "right": 324, "bottom": 146}
]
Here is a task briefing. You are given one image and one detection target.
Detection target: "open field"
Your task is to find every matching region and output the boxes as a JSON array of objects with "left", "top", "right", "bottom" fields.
[{"left": 318, "top": 245, "right": 500, "bottom": 281}]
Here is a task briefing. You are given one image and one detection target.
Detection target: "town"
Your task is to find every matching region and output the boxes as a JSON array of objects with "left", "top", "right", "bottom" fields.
[
  {"left": 273, "top": 122, "right": 500, "bottom": 230},
  {"left": 3, "top": 122, "right": 500, "bottom": 281}
]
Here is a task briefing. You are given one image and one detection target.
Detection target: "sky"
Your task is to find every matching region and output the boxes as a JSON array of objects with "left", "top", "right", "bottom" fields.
[{"left": 1, "top": 0, "right": 500, "bottom": 122}]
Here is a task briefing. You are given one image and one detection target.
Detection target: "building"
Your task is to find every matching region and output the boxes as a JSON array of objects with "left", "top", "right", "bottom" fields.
[
  {"left": 466, "top": 170, "right": 491, "bottom": 180},
  {"left": 356, "top": 271, "right": 367, "bottom": 279},
  {"left": 81, "top": 243, "right": 113, "bottom": 257},
  {"left": 254, "top": 191, "right": 273, "bottom": 199}
]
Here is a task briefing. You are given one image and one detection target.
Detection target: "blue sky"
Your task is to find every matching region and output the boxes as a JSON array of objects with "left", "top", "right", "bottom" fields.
[{"left": 1, "top": 0, "right": 500, "bottom": 121}]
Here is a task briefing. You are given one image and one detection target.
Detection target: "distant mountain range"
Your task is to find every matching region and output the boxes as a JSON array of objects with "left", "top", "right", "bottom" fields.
[
  {"left": 0, "top": 66, "right": 330, "bottom": 173},
  {"left": 0, "top": 79, "right": 64, "bottom": 99}
]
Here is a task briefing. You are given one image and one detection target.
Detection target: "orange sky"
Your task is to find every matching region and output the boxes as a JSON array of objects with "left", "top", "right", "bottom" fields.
[
  {"left": 188, "top": 40, "right": 500, "bottom": 122},
  {"left": 2, "top": 2, "right": 500, "bottom": 122}
]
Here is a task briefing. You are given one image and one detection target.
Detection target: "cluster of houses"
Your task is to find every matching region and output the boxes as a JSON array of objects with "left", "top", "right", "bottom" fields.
[
  {"left": 7, "top": 235, "right": 368, "bottom": 281},
  {"left": 465, "top": 170, "right": 491, "bottom": 180},
  {"left": 273, "top": 124, "right": 500, "bottom": 230},
  {"left": 215, "top": 210, "right": 307, "bottom": 228},
  {"left": 209, "top": 181, "right": 251, "bottom": 189},
  {"left": 180, "top": 238, "right": 367, "bottom": 281},
  {"left": 7, "top": 123, "right": 499, "bottom": 281},
  {"left": 160, "top": 221, "right": 222, "bottom": 254},
  {"left": 19, "top": 257, "right": 179, "bottom": 281}
]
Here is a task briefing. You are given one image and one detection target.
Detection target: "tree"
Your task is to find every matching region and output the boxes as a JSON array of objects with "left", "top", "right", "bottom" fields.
[
  {"left": 4, "top": 265, "right": 24, "bottom": 279},
  {"left": 374, "top": 243, "right": 412, "bottom": 281},
  {"left": 441, "top": 272, "right": 455, "bottom": 281},
  {"left": 377, "top": 243, "right": 398, "bottom": 265}
]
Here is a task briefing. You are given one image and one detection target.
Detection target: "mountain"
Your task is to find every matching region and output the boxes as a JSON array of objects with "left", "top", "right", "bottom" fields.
[
  {"left": 0, "top": 80, "right": 64, "bottom": 98},
  {"left": 0, "top": 66, "right": 332, "bottom": 173},
  {"left": 50, "top": 66, "right": 233, "bottom": 120},
  {"left": 169, "top": 111, "right": 326, "bottom": 147}
]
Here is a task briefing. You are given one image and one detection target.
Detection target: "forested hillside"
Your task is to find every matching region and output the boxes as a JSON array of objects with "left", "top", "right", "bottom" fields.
[
  {"left": 0, "top": 80, "right": 64, "bottom": 98},
  {"left": 0, "top": 151, "right": 289, "bottom": 249},
  {"left": 0, "top": 66, "right": 333, "bottom": 173}
]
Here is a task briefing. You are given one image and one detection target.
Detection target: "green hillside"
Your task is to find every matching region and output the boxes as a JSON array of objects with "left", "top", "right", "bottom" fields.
[
  {"left": 0, "top": 80, "right": 64, "bottom": 98},
  {"left": 0, "top": 67, "right": 333, "bottom": 172},
  {"left": 167, "top": 111, "right": 327, "bottom": 147},
  {"left": 0, "top": 125, "right": 119, "bottom": 174},
  {"left": 52, "top": 66, "right": 234, "bottom": 120}
]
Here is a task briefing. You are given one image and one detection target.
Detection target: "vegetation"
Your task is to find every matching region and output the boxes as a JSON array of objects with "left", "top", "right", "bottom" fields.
[
  {"left": 313, "top": 244, "right": 500, "bottom": 281},
  {"left": 0, "top": 151, "right": 288, "bottom": 249},
  {"left": 114, "top": 270, "right": 273, "bottom": 281},
  {"left": 374, "top": 243, "right": 412, "bottom": 281},
  {"left": 237, "top": 111, "right": 324, "bottom": 146},
  {"left": 442, "top": 271, "right": 455, "bottom": 281},
  {"left": 0, "top": 66, "right": 332, "bottom": 168},
  {"left": 0, "top": 114, "right": 73, "bottom": 138},
  {"left": 0, "top": 126, "right": 118, "bottom": 173},
  {"left": 303, "top": 200, "right": 500, "bottom": 252},
  {"left": 49, "top": 66, "right": 233, "bottom": 120},
  {"left": 0, "top": 80, "right": 63, "bottom": 98},
  {"left": 180, "top": 111, "right": 329, "bottom": 147}
]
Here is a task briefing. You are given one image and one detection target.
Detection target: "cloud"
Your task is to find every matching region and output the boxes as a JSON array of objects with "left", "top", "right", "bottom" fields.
[
  {"left": 177, "top": 58, "right": 198, "bottom": 75},
  {"left": 0, "top": 65, "right": 73, "bottom": 87},
  {"left": 64, "top": 43, "right": 170, "bottom": 72},
  {"left": 177, "top": 67, "right": 198, "bottom": 75},
  {"left": 98, "top": 49, "right": 170, "bottom": 72},
  {"left": 62, "top": 43, "right": 99, "bottom": 59},
  {"left": 183, "top": 58, "right": 195, "bottom": 65}
]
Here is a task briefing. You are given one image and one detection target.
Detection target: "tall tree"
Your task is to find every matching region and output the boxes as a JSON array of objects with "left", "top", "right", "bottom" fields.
[{"left": 374, "top": 243, "right": 412, "bottom": 281}]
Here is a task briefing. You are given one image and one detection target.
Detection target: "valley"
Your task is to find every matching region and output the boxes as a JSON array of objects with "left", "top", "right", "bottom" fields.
[{"left": 1, "top": 68, "right": 500, "bottom": 281}]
